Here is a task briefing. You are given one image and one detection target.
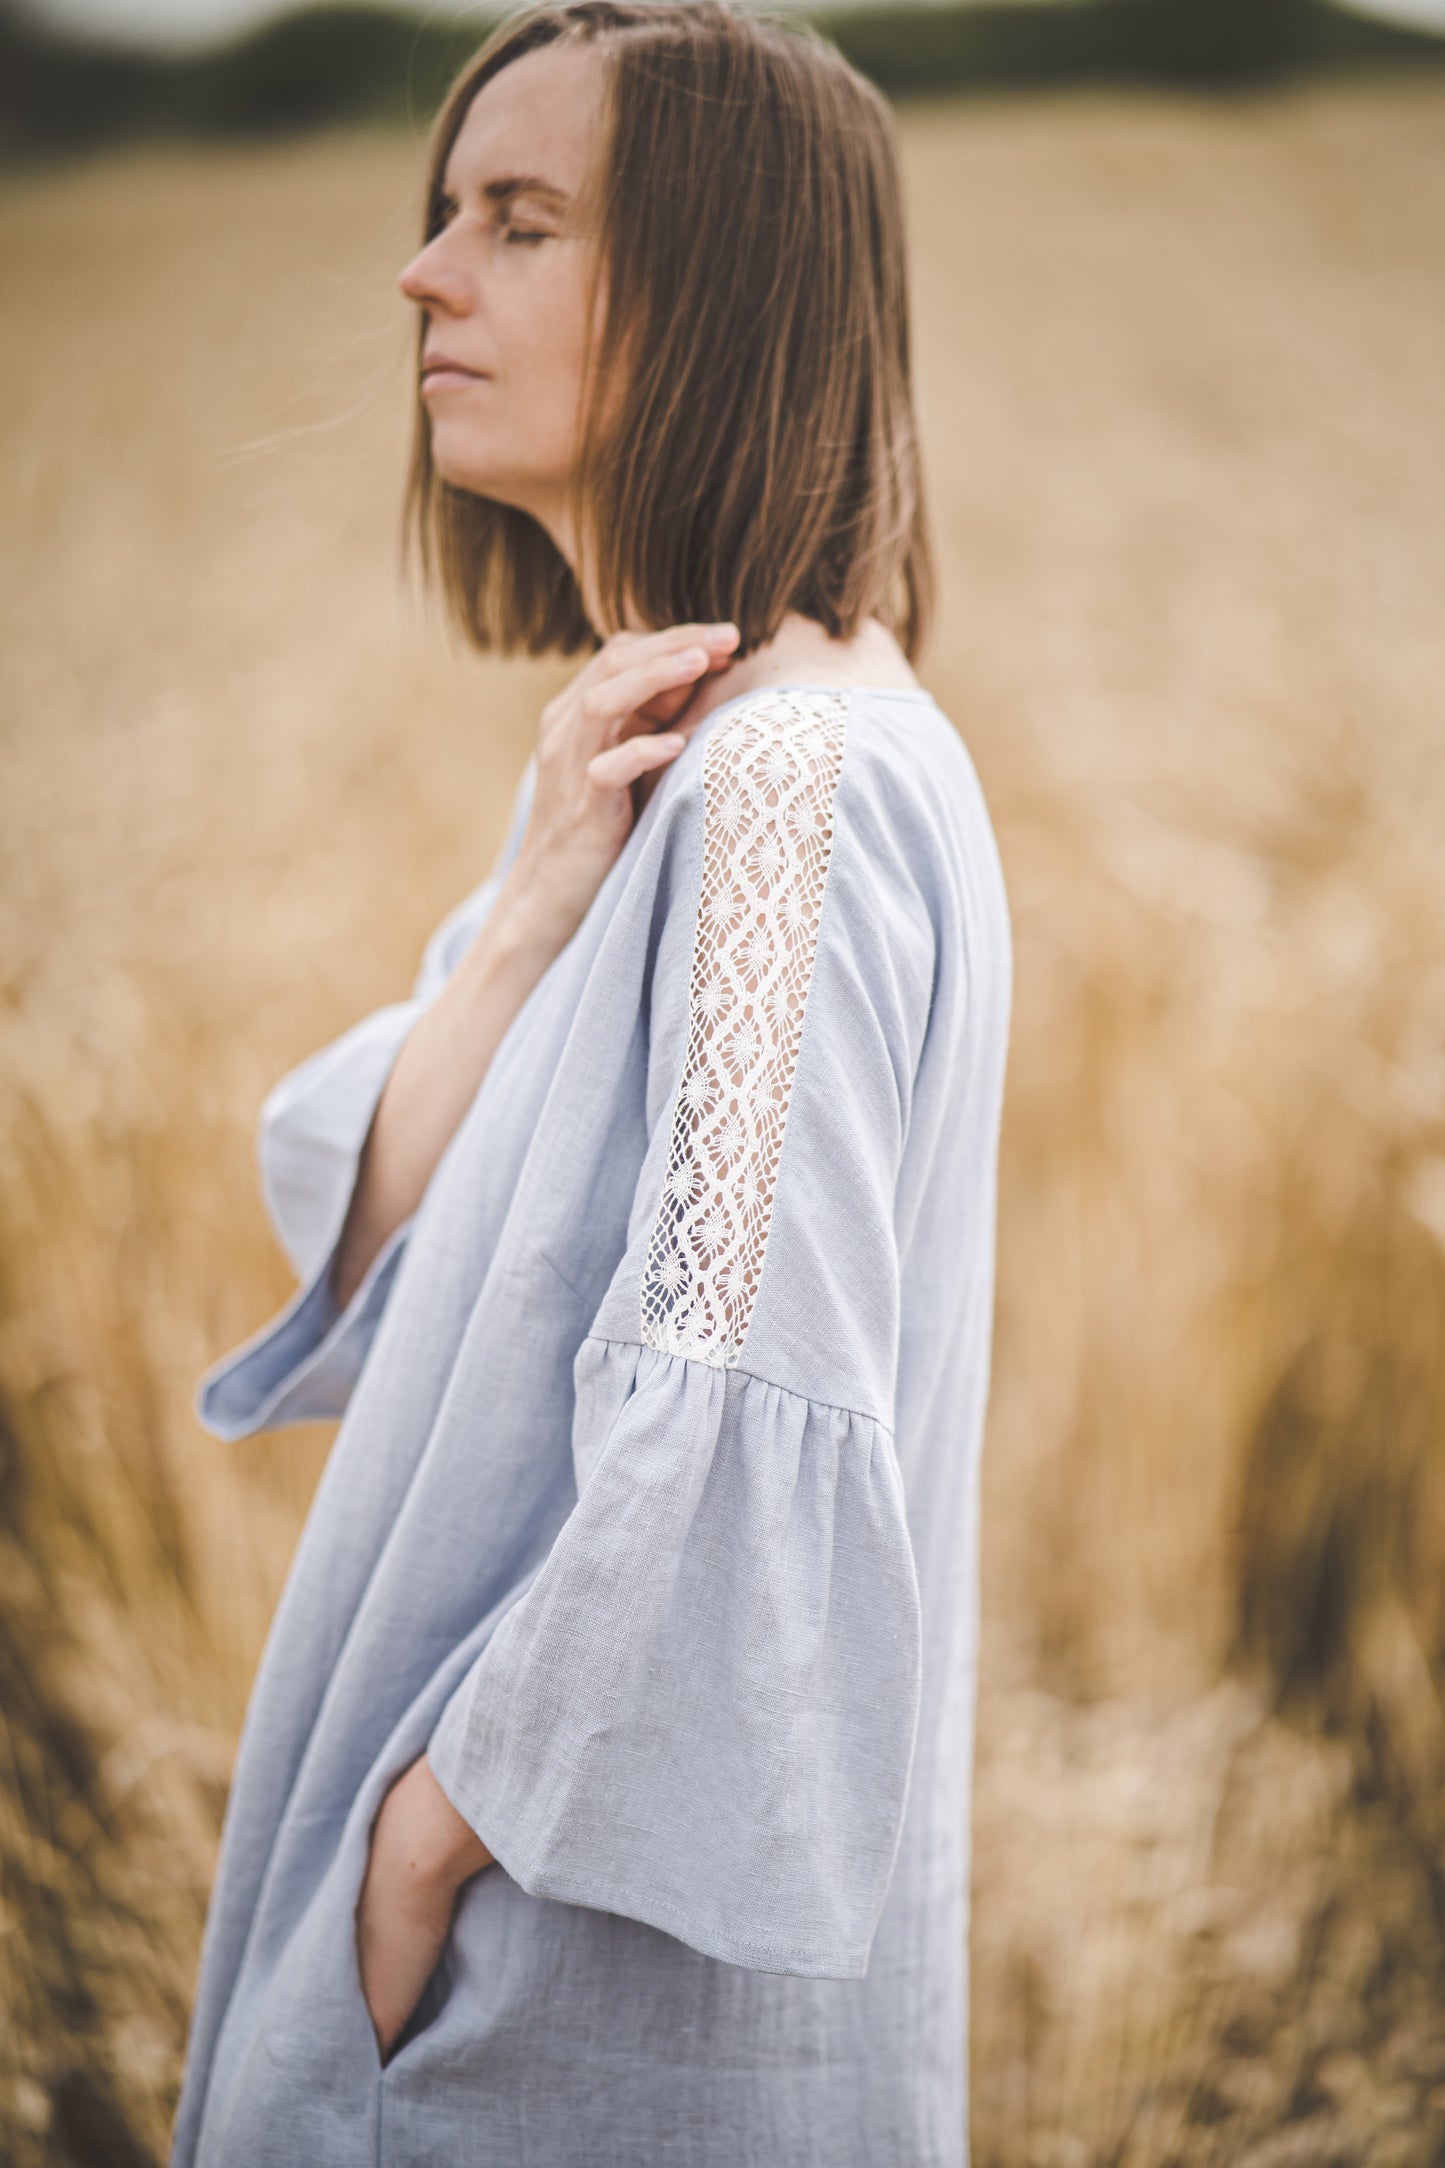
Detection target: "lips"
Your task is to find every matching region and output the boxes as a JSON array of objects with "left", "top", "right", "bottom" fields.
[{"left": 420, "top": 351, "right": 488, "bottom": 381}]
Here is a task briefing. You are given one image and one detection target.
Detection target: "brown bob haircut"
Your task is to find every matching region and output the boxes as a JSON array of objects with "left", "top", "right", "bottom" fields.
[{"left": 404, "top": 0, "right": 933, "bottom": 666}]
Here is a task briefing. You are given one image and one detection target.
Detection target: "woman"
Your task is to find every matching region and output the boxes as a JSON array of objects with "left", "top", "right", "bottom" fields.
[{"left": 171, "top": 3, "right": 1012, "bottom": 2163}]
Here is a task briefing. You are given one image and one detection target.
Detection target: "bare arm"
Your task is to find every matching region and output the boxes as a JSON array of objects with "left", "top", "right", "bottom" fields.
[
  {"left": 328, "top": 882, "right": 562, "bottom": 1310},
  {"left": 329, "top": 619, "right": 740, "bottom": 1312}
]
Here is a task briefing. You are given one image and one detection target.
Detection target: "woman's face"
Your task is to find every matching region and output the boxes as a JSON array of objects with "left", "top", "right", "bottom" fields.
[{"left": 398, "top": 42, "right": 612, "bottom": 553}]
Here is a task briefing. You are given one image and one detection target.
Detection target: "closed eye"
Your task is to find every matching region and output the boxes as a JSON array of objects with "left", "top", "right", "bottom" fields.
[{"left": 428, "top": 190, "right": 553, "bottom": 243}]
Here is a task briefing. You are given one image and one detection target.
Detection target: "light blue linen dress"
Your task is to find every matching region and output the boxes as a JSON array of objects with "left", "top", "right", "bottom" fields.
[{"left": 170, "top": 679, "right": 1013, "bottom": 2168}]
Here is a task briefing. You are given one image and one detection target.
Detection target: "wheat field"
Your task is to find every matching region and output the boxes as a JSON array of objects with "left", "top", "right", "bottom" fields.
[{"left": 3, "top": 74, "right": 1445, "bottom": 2167}]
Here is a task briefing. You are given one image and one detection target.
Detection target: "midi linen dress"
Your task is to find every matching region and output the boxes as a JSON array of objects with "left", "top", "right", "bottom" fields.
[{"left": 171, "top": 679, "right": 1013, "bottom": 2168}]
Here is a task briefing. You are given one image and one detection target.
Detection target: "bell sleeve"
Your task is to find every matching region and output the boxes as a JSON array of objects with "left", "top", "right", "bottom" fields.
[
  {"left": 425, "top": 694, "right": 932, "bottom": 1979},
  {"left": 196, "top": 755, "right": 537, "bottom": 1442}
]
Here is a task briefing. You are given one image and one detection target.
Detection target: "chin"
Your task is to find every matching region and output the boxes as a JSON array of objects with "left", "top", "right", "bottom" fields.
[
  {"left": 433, "top": 466, "right": 571, "bottom": 541},
  {"left": 427, "top": 434, "right": 525, "bottom": 508}
]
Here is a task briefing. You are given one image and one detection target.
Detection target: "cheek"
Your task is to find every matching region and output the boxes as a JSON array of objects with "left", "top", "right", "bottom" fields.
[
  {"left": 477, "top": 314, "right": 589, "bottom": 476},
  {"left": 523, "top": 287, "right": 591, "bottom": 388},
  {"left": 504, "top": 250, "right": 596, "bottom": 385}
]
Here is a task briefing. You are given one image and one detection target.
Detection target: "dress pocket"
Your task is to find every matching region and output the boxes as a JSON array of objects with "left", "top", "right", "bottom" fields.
[
  {"left": 348, "top": 1878, "right": 456, "bottom": 2079},
  {"left": 250, "top": 1813, "right": 457, "bottom": 2113}
]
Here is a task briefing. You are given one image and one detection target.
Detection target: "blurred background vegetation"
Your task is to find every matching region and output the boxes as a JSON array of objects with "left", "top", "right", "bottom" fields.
[
  {"left": 3, "top": 1, "right": 1445, "bottom": 2164},
  {"left": 4, "top": 0, "right": 1445, "bottom": 153}
]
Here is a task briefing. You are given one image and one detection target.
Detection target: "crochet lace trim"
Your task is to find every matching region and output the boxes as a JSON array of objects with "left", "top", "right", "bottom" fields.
[{"left": 640, "top": 688, "right": 849, "bottom": 1368}]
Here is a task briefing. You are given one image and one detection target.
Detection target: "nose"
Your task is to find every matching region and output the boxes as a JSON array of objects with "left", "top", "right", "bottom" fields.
[{"left": 398, "top": 232, "right": 470, "bottom": 316}]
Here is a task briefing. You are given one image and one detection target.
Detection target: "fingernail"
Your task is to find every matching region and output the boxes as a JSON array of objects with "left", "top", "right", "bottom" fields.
[
  {"left": 711, "top": 623, "right": 739, "bottom": 640},
  {"left": 679, "top": 647, "right": 708, "bottom": 667}
]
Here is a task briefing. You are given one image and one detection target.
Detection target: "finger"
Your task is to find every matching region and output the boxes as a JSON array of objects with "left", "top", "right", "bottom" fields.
[
  {"left": 630, "top": 640, "right": 743, "bottom": 726},
  {"left": 578, "top": 645, "right": 715, "bottom": 747},
  {"left": 588, "top": 621, "right": 738, "bottom": 689},
  {"left": 629, "top": 678, "right": 712, "bottom": 729},
  {"left": 587, "top": 727, "right": 690, "bottom": 795}
]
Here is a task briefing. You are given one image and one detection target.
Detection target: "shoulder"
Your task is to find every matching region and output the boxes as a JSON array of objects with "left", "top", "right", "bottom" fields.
[
  {"left": 653, "top": 688, "right": 940, "bottom": 1073},
  {"left": 682, "top": 684, "right": 970, "bottom": 937},
  {"left": 651, "top": 681, "right": 1007, "bottom": 986},
  {"left": 688, "top": 683, "right": 977, "bottom": 851}
]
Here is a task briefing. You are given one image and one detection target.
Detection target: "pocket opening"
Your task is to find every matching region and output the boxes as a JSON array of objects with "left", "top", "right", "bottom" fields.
[{"left": 350, "top": 1898, "right": 456, "bottom": 2078}]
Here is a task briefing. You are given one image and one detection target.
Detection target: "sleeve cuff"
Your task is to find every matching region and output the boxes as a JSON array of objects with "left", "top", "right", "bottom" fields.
[
  {"left": 257, "top": 999, "right": 423, "bottom": 1287},
  {"left": 420, "top": 1345, "right": 919, "bottom": 1982},
  {"left": 194, "top": 1211, "right": 414, "bottom": 1441},
  {"left": 425, "top": 1670, "right": 874, "bottom": 1979}
]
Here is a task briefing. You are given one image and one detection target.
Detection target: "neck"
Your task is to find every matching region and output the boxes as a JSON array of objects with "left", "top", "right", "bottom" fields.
[
  {"left": 554, "top": 528, "right": 918, "bottom": 712},
  {"left": 677, "top": 612, "right": 919, "bottom": 732}
]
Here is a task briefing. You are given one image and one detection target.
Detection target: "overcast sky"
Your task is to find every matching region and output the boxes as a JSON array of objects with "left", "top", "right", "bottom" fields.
[{"left": 18, "top": 0, "right": 1445, "bottom": 56}]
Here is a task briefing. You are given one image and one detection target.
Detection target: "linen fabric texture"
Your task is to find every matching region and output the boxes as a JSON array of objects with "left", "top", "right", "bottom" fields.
[{"left": 171, "top": 682, "right": 1013, "bottom": 2168}]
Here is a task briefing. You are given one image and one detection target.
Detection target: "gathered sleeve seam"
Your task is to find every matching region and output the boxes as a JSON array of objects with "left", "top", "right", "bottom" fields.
[{"left": 580, "top": 1329, "right": 893, "bottom": 1437}]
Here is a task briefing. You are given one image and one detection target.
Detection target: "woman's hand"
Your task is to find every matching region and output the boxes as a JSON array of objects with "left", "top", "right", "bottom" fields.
[
  {"left": 355, "top": 1752, "right": 494, "bottom": 2067},
  {"left": 329, "top": 619, "right": 740, "bottom": 1313},
  {"left": 498, "top": 620, "right": 741, "bottom": 956}
]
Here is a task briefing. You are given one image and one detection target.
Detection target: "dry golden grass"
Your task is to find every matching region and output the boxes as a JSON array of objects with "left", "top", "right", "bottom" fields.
[{"left": 2, "top": 76, "right": 1444, "bottom": 2167}]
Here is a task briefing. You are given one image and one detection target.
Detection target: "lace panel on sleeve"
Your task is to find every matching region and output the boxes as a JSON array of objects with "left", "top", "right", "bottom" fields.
[{"left": 640, "top": 688, "right": 849, "bottom": 1369}]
